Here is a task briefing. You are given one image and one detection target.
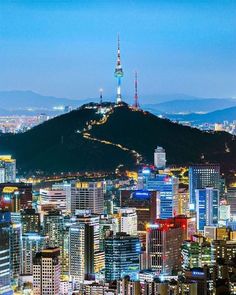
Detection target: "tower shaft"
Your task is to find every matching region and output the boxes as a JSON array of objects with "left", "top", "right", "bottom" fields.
[
  {"left": 114, "top": 35, "right": 124, "bottom": 104},
  {"left": 133, "top": 71, "right": 139, "bottom": 109}
]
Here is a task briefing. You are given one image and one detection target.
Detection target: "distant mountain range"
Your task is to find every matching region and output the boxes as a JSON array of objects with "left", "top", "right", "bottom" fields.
[
  {"left": 0, "top": 90, "right": 236, "bottom": 115},
  {"left": 0, "top": 103, "right": 235, "bottom": 173},
  {"left": 166, "top": 106, "right": 236, "bottom": 124},
  {"left": 144, "top": 98, "right": 236, "bottom": 114}
]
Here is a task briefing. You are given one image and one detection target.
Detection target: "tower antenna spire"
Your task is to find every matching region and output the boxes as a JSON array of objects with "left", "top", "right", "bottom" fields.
[
  {"left": 99, "top": 88, "right": 103, "bottom": 105},
  {"left": 114, "top": 34, "right": 124, "bottom": 104},
  {"left": 133, "top": 71, "right": 139, "bottom": 109}
]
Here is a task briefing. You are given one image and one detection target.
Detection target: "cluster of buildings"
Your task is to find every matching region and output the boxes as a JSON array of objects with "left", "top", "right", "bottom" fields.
[
  {"left": 1, "top": 148, "right": 236, "bottom": 295},
  {"left": 0, "top": 115, "right": 50, "bottom": 133}
]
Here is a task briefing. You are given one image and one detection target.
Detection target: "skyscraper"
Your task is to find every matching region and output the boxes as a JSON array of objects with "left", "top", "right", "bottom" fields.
[
  {"left": 104, "top": 233, "right": 141, "bottom": 281},
  {"left": 195, "top": 187, "right": 219, "bottom": 231},
  {"left": 189, "top": 164, "right": 220, "bottom": 209},
  {"left": 0, "top": 210, "right": 13, "bottom": 295},
  {"left": 69, "top": 210, "right": 102, "bottom": 282},
  {"left": 44, "top": 210, "right": 64, "bottom": 248},
  {"left": 21, "top": 208, "right": 41, "bottom": 234},
  {"left": 21, "top": 233, "right": 48, "bottom": 275},
  {"left": 154, "top": 146, "right": 166, "bottom": 170},
  {"left": 71, "top": 181, "right": 104, "bottom": 215},
  {"left": 33, "top": 247, "right": 61, "bottom": 295},
  {"left": 144, "top": 173, "right": 179, "bottom": 219},
  {"left": 146, "top": 217, "right": 187, "bottom": 274},
  {"left": 10, "top": 223, "right": 22, "bottom": 280},
  {"left": 114, "top": 35, "right": 124, "bottom": 104}
]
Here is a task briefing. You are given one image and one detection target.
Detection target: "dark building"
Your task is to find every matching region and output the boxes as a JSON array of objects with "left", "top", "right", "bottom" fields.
[
  {"left": 21, "top": 208, "right": 41, "bottom": 234},
  {"left": 0, "top": 183, "right": 32, "bottom": 211}
]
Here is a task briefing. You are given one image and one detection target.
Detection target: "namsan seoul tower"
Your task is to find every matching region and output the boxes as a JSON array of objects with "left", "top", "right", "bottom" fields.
[{"left": 114, "top": 35, "right": 124, "bottom": 104}]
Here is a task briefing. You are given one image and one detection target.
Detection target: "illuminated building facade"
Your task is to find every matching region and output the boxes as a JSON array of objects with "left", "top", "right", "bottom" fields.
[
  {"left": 154, "top": 146, "right": 166, "bottom": 170},
  {"left": 0, "top": 155, "right": 16, "bottom": 183},
  {"left": 104, "top": 233, "right": 141, "bottom": 281},
  {"left": 71, "top": 181, "right": 104, "bottom": 215},
  {"left": 40, "top": 188, "right": 67, "bottom": 213},
  {"left": 0, "top": 210, "right": 13, "bottom": 295},
  {"left": 21, "top": 208, "right": 41, "bottom": 234},
  {"left": 69, "top": 211, "right": 102, "bottom": 282},
  {"left": 0, "top": 183, "right": 32, "bottom": 211},
  {"left": 146, "top": 216, "right": 188, "bottom": 274},
  {"left": 189, "top": 164, "right": 220, "bottom": 209},
  {"left": 195, "top": 187, "right": 219, "bottom": 231},
  {"left": 119, "top": 207, "right": 138, "bottom": 236},
  {"left": 33, "top": 247, "right": 61, "bottom": 295},
  {"left": 21, "top": 233, "right": 48, "bottom": 275}
]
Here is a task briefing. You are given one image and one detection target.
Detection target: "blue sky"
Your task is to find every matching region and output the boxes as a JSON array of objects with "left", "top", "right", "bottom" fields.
[{"left": 0, "top": 0, "right": 236, "bottom": 101}]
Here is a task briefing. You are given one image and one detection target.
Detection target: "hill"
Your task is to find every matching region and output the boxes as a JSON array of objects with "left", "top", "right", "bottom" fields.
[
  {"left": 167, "top": 106, "right": 236, "bottom": 124},
  {"left": 0, "top": 103, "right": 235, "bottom": 173}
]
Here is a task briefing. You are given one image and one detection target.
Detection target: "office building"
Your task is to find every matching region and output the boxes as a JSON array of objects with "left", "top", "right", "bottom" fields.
[
  {"left": 21, "top": 233, "right": 48, "bottom": 275},
  {"left": 226, "top": 188, "right": 236, "bottom": 218},
  {"left": 154, "top": 146, "right": 166, "bottom": 169},
  {"left": 52, "top": 182, "right": 71, "bottom": 213},
  {"left": 0, "top": 210, "right": 13, "bottom": 295},
  {"left": 104, "top": 233, "right": 141, "bottom": 281},
  {"left": 71, "top": 181, "right": 104, "bottom": 214},
  {"left": 33, "top": 247, "right": 60, "bottom": 295},
  {"left": 0, "top": 183, "right": 32, "bottom": 211},
  {"left": 69, "top": 210, "right": 102, "bottom": 282},
  {"left": 119, "top": 208, "right": 137, "bottom": 236},
  {"left": 120, "top": 190, "right": 158, "bottom": 233},
  {"left": 21, "top": 208, "right": 41, "bottom": 234},
  {"left": 189, "top": 164, "right": 220, "bottom": 209},
  {"left": 44, "top": 210, "right": 64, "bottom": 248},
  {"left": 0, "top": 155, "right": 16, "bottom": 183},
  {"left": 146, "top": 217, "right": 187, "bottom": 274},
  {"left": 10, "top": 223, "right": 22, "bottom": 279},
  {"left": 144, "top": 173, "right": 179, "bottom": 219},
  {"left": 195, "top": 187, "right": 219, "bottom": 231},
  {"left": 40, "top": 188, "right": 67, "bottom": 213}
]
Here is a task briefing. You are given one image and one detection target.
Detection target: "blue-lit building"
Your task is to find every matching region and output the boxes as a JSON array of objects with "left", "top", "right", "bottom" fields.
[
  {"left": 104, "top": 233, "right": 141, "bottom": 281},
  {"left": 189, "top": 164, "right": 220, "bottom": 209},
  {"left": 195, "top": 188, "right": 219, "bottom": 231},
  {"left": 139, "top": 170, "right": 178, "bottom": 219},
  {"left": 0, "top": 210, "right": 13, "bottom": 295}
]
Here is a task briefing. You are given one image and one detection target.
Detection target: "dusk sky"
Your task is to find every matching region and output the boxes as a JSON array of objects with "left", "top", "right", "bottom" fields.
[{"left": 1, "top": 0, "right": 236, "bottom": 101}]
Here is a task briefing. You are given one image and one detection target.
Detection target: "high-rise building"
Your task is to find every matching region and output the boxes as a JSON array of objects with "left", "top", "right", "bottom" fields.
[
  {"left": 21, "top": 233, "right": 48, "bottom": 275},
  {"left": 40, "top": 188, "right": 67, "bottom": 213},
  {"left": 0, "top": 155, "right": 16, "bottom": 183},
  {"left": 71, "top": 181, "right": 104, "bottom": 214},
  {"left": 33, "top": 247, "right": 60, "bottom": 295},
  {"left": 195, "top": 187, "right": 219, "bottom": 231},
  {"left": 119, "top": 208, "right": 138, "bottom": 236},
  {"left": 0, "top": 183, "right": 32, "bottom": 211},
  {"left": 104, "top": 233, "right": 141, "bottom": 281},
  {"left": 44, "top": 210, "right": 64, "bottom": 248},
  {"left": 0, "top": 210, "right": 13, "bottom": 295},
  {"left": 120, "top": 190, "right": 159, "bottom": 233},
  {"left": 226, "top": 188, "right": 236, "bottom": 218},
  {"left": 146, "top": 216, "right": 188, "bottom": 274},
  {"left": 21, "top": 208, "right": 41, "bottom": 234},
  {"left": 52, "top": 182, "right": 71, "bottom": 213},
  {"left": 69, "top": 210, "right": 102, "bottom": 282},
  {"left": 10, "top": 223, "right": 22, "bottom": 279},
  {"left": 189, "top": 164, "right": 220, "bottom": 209},
  {"left": 143, "top": 173, "right": 179, "bottom": 219},
  {"left": 154, "top": 146, "right": 166, "bottom": 169}
]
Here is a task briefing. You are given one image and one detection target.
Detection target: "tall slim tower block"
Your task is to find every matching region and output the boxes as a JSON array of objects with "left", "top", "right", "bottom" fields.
[{"left": 114, "top": 35, "right": 124, "bottom": 104}]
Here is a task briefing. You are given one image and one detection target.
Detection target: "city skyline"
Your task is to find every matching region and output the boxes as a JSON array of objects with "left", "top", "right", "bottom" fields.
[{"left": 1, "top": 1, "right": 236, "bottom": 101}]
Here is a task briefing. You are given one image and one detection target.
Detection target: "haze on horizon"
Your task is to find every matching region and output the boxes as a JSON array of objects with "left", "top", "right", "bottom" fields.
[{"left": 0, "top": 0, "right": 236, "bottom": 102}]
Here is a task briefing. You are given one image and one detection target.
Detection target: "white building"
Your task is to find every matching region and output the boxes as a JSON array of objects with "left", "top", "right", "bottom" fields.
[
  {"left": 154, "top": 146, "right": 166, "bottom": 169},
  {"left": 119, "top": 208, "right": 138, "bottom": 236},
  {"left": 33, "top": 248, "right": 61, "bottom": 295},
  {"left": 40, "top": 188, "right": 67, "bottom": 213}
]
